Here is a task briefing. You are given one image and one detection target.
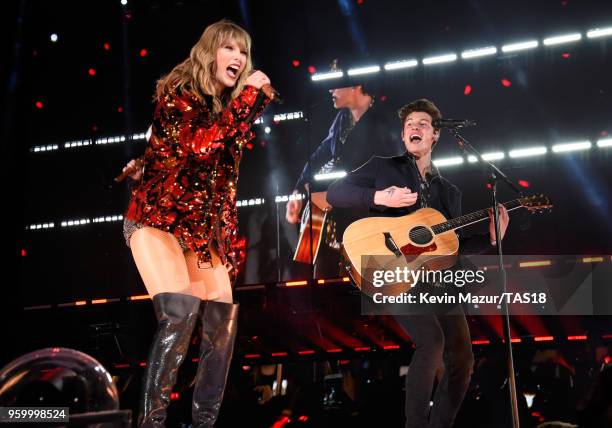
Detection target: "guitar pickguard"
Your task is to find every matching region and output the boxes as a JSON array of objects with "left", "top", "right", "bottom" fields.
[{"left": 400, "top": 241, "right": 438, "bottom": 263}]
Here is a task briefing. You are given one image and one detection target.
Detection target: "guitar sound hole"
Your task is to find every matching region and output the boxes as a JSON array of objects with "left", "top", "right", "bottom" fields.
[{"left": 409, "top": 226, "right": 433, "bottom": 245}]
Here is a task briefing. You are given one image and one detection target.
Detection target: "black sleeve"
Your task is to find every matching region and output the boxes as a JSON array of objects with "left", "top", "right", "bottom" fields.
[
  {"left": 327, "top": 157, "right": 384, "bottom": 209},
  {"left": 295, "top": 110, "right": 346, "bottom": 192},
  {"left": 450, "top": 188, "right": 492, "bottom": 255}
]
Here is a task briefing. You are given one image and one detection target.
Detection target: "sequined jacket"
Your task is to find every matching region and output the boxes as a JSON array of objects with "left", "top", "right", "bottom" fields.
[{"left": 125, "top": 85, "right": 269, "bottom": 274}]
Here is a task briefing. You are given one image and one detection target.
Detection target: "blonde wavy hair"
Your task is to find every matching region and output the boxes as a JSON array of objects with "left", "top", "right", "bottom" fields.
[{"left": 155, "top": 20, "right": 253, "bottom": 114}]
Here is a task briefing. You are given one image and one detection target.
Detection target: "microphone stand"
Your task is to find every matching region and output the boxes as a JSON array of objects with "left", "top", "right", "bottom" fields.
[{"left": 449, "top": 127, "right": 522, "bottom": 428}]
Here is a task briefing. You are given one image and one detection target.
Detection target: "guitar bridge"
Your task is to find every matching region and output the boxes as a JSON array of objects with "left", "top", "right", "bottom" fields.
[{"left": 383, "top": 232, "right": 402, "bottom": 257}]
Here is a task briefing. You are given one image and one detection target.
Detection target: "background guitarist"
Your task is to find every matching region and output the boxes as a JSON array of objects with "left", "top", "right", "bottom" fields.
[
  {"left": 285, "top": 74, "right": 401, "bottom": 277},
  {"left": 327, "top": 98, "right": 509, "bottom": 428}
]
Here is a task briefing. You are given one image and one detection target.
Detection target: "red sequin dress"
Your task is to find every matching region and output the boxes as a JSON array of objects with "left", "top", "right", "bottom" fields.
[{"left": 125, "top": 85, "right": 269, "bottom": 274}]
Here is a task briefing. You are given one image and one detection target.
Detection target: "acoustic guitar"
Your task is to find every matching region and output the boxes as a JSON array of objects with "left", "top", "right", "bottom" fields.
[
  {"left": 341, "top": 194, "right": 552, "bottom": 297},
  {"left": 293, "top": 192, "right": 332, "bottom": 264}
]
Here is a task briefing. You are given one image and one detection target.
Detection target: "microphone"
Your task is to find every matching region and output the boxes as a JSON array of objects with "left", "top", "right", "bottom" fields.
[
  {"left": 261, "top": 84, "right": 283, "bottom": 104},
  {"left": 115, "top": 156, "right": 144, "bottom": 183},
  {"left": 433, "top": 118, "right": 477, "bottom": 129},
  {"left": 248, "top": 70, "right": 282, "bottom": 104}
]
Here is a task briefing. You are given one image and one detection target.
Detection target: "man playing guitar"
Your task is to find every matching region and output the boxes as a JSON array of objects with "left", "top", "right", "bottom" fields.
[
  {"left": 327, "top": 98, "right": 509, "bottom": 428},
  {"left": 285, "top": 73, "right": 401, "bottom": 277}
]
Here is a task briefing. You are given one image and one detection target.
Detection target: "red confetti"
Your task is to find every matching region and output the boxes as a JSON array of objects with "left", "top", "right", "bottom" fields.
[
  {"left": 140, "top": 48, "right": 148, "bottom": 57},
  {"left": 35, "top": 101, "right": 43, "bottom": 109},
  {"left": 501, "top": 78, "right": 512, "bottom": 87},
  {"left": 464, "top": 84, "right": 472, "bottom": 95},
  {"left": 562, "top": 53, "right": 570, "bottom": 59},
  {"left": 88, "top": 68, "right": 96, "bottom": 76},
  {"left": 518, "top": 179, "right": 530, "bottom": 188},
  {"left": 292, "top": 59, "right": 300, "bottom": 67},
  {"left": 307, "top": 65, "right": 316, "bottom": 74},
  {"left": 103, "top": 43, "right": 111, "bottom": 51}
]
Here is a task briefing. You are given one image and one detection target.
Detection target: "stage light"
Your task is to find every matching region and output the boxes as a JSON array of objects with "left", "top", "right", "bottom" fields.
[
  {"left": 120, "top": 0, "right": 127, "bottom": 5},
  {"left": 264, "top": 126, "right": 271, "bottom": 134},
  {"left": 562, "top": 53, "right": 571, "bottom": 59},
  {"left": 422, "top": 53, "right": 457, "bottom": 65},
  {"left": 581, "top": 257, "right": 604, "bottom": 263},
  {"left": 139, "top": 49, "right": 148, "bottom": 57},
  {"left": 292, "top": 59, "right": 300, "bottom": 67},
  {"left": 61, "top": 218, "right": 91, "bottom": 228},
  {"left": 597, "top": 137, "right": 612, "bottom": 147},
  {"left": 314, "top": 171, "right": 347, "bottom": 180},
  {"left": 587, "top": 26, "right": 612, "bottom": 39},
  {"left": 285, "top": 280, "right": 308, "bottom": 287},
  {"left": 35, "top": 101, "right": 43, "bottom": 109},
  {"left": 501, "top": 40, "right": 539, "bottom": 52},
  {"left": 501, "top": 78, "right": 512, "bottom": 87},
  {"left": 103, "top": 43, "right": 110, "bottom": 51},
  {"left": 543, "top": 32, "right": 582, "bottom": 46},
  {"left": 467, "top": 152, "right": 505, "bottom": 162},
  {"left": 311, "top": 71, "right": 343, "bottom": 81},
  {"left": 518, "top": 179, "right": 530, "bottom": 188},
  {"left": 347, "top": 65, "right": 380, "bottom": 76},
  {"left": 524, "top": 392, "right": 536, "bottom": 408},
  {"left": 384, "top": 59, "right": 418, "bottom": 70},
  {"left": 567, "top": 335, "right": 587, "bottom": 340},
  {"left": 519, "top": 260, "right": 551, "bottom": 268},
  {"left": 307, "top": 65, "right": 316, "bottom": 74},
  {"left": 50, "top": 33, "right": 58, "bottom": 43},
  {"left": 273, "top": 111, "right": 303, "bottom": 121},
  {"left": 26, "top": 222, "right": 55, "bottom": 231},
  {"left": 552, "top": 140, "right": 591, "bottom": 153},
  {"left": 88, "top": 68, "right": 96, "bottom": 76},
  {"left": 274, "top": 193, "right": 305, "bottom": 203},
  {"left": 432, "top": 157, "right": 463, "bottom": 167},
  {"left": 534, "top": 335, "right": 554, "bottom": 341},
  {"left": 463, "top": 84, "right": 472, "bottom": 95},
  {"left": 95, "top": 135, "right": 126, "bottom": 145},
  {"left": 32, "top": 144, "right": 59, "bottom": 152},
  {"left": 509, "top": 146, "right": 547, "bottom": 158},
  {"left": 92, "top": 215, "right": 123, "bottom": 223},
  {"left": 236, "top": 198, "right": 265, "bottom": 207},
  {"left": 461, "top": 46, "right": 497, "bottom": 59}
]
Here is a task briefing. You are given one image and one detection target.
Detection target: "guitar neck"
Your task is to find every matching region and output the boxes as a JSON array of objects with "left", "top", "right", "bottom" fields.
[{"left": 432, "top": 199, "right": 523, "bottom": 234}]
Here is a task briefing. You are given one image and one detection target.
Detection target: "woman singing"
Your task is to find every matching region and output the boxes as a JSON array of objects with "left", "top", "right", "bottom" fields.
[{"left": 122, "top": 20, "right": 272, "bottom": 427}]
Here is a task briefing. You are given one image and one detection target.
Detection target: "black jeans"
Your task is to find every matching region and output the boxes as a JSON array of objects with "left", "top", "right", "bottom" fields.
[{"left": 394, "top": 305, "right": 474, "bottom": 428}]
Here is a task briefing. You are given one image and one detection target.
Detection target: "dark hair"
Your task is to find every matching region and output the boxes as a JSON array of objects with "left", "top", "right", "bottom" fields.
[{"left": 398, "top": 98, "right": 442, "bottom": 130}]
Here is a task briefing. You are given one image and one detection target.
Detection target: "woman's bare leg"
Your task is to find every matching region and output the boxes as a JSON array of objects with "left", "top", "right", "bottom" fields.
[
  {"left": 184, "top": 248, "right": 233, "bottom": 303},
  {"left": 129, "top": 227, "right": 192, "bottom": 296}
]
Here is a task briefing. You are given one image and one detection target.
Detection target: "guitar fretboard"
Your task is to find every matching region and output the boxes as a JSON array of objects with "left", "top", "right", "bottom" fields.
[{"left": 431, "top": 199, "right": 523, "bottom": 234}]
